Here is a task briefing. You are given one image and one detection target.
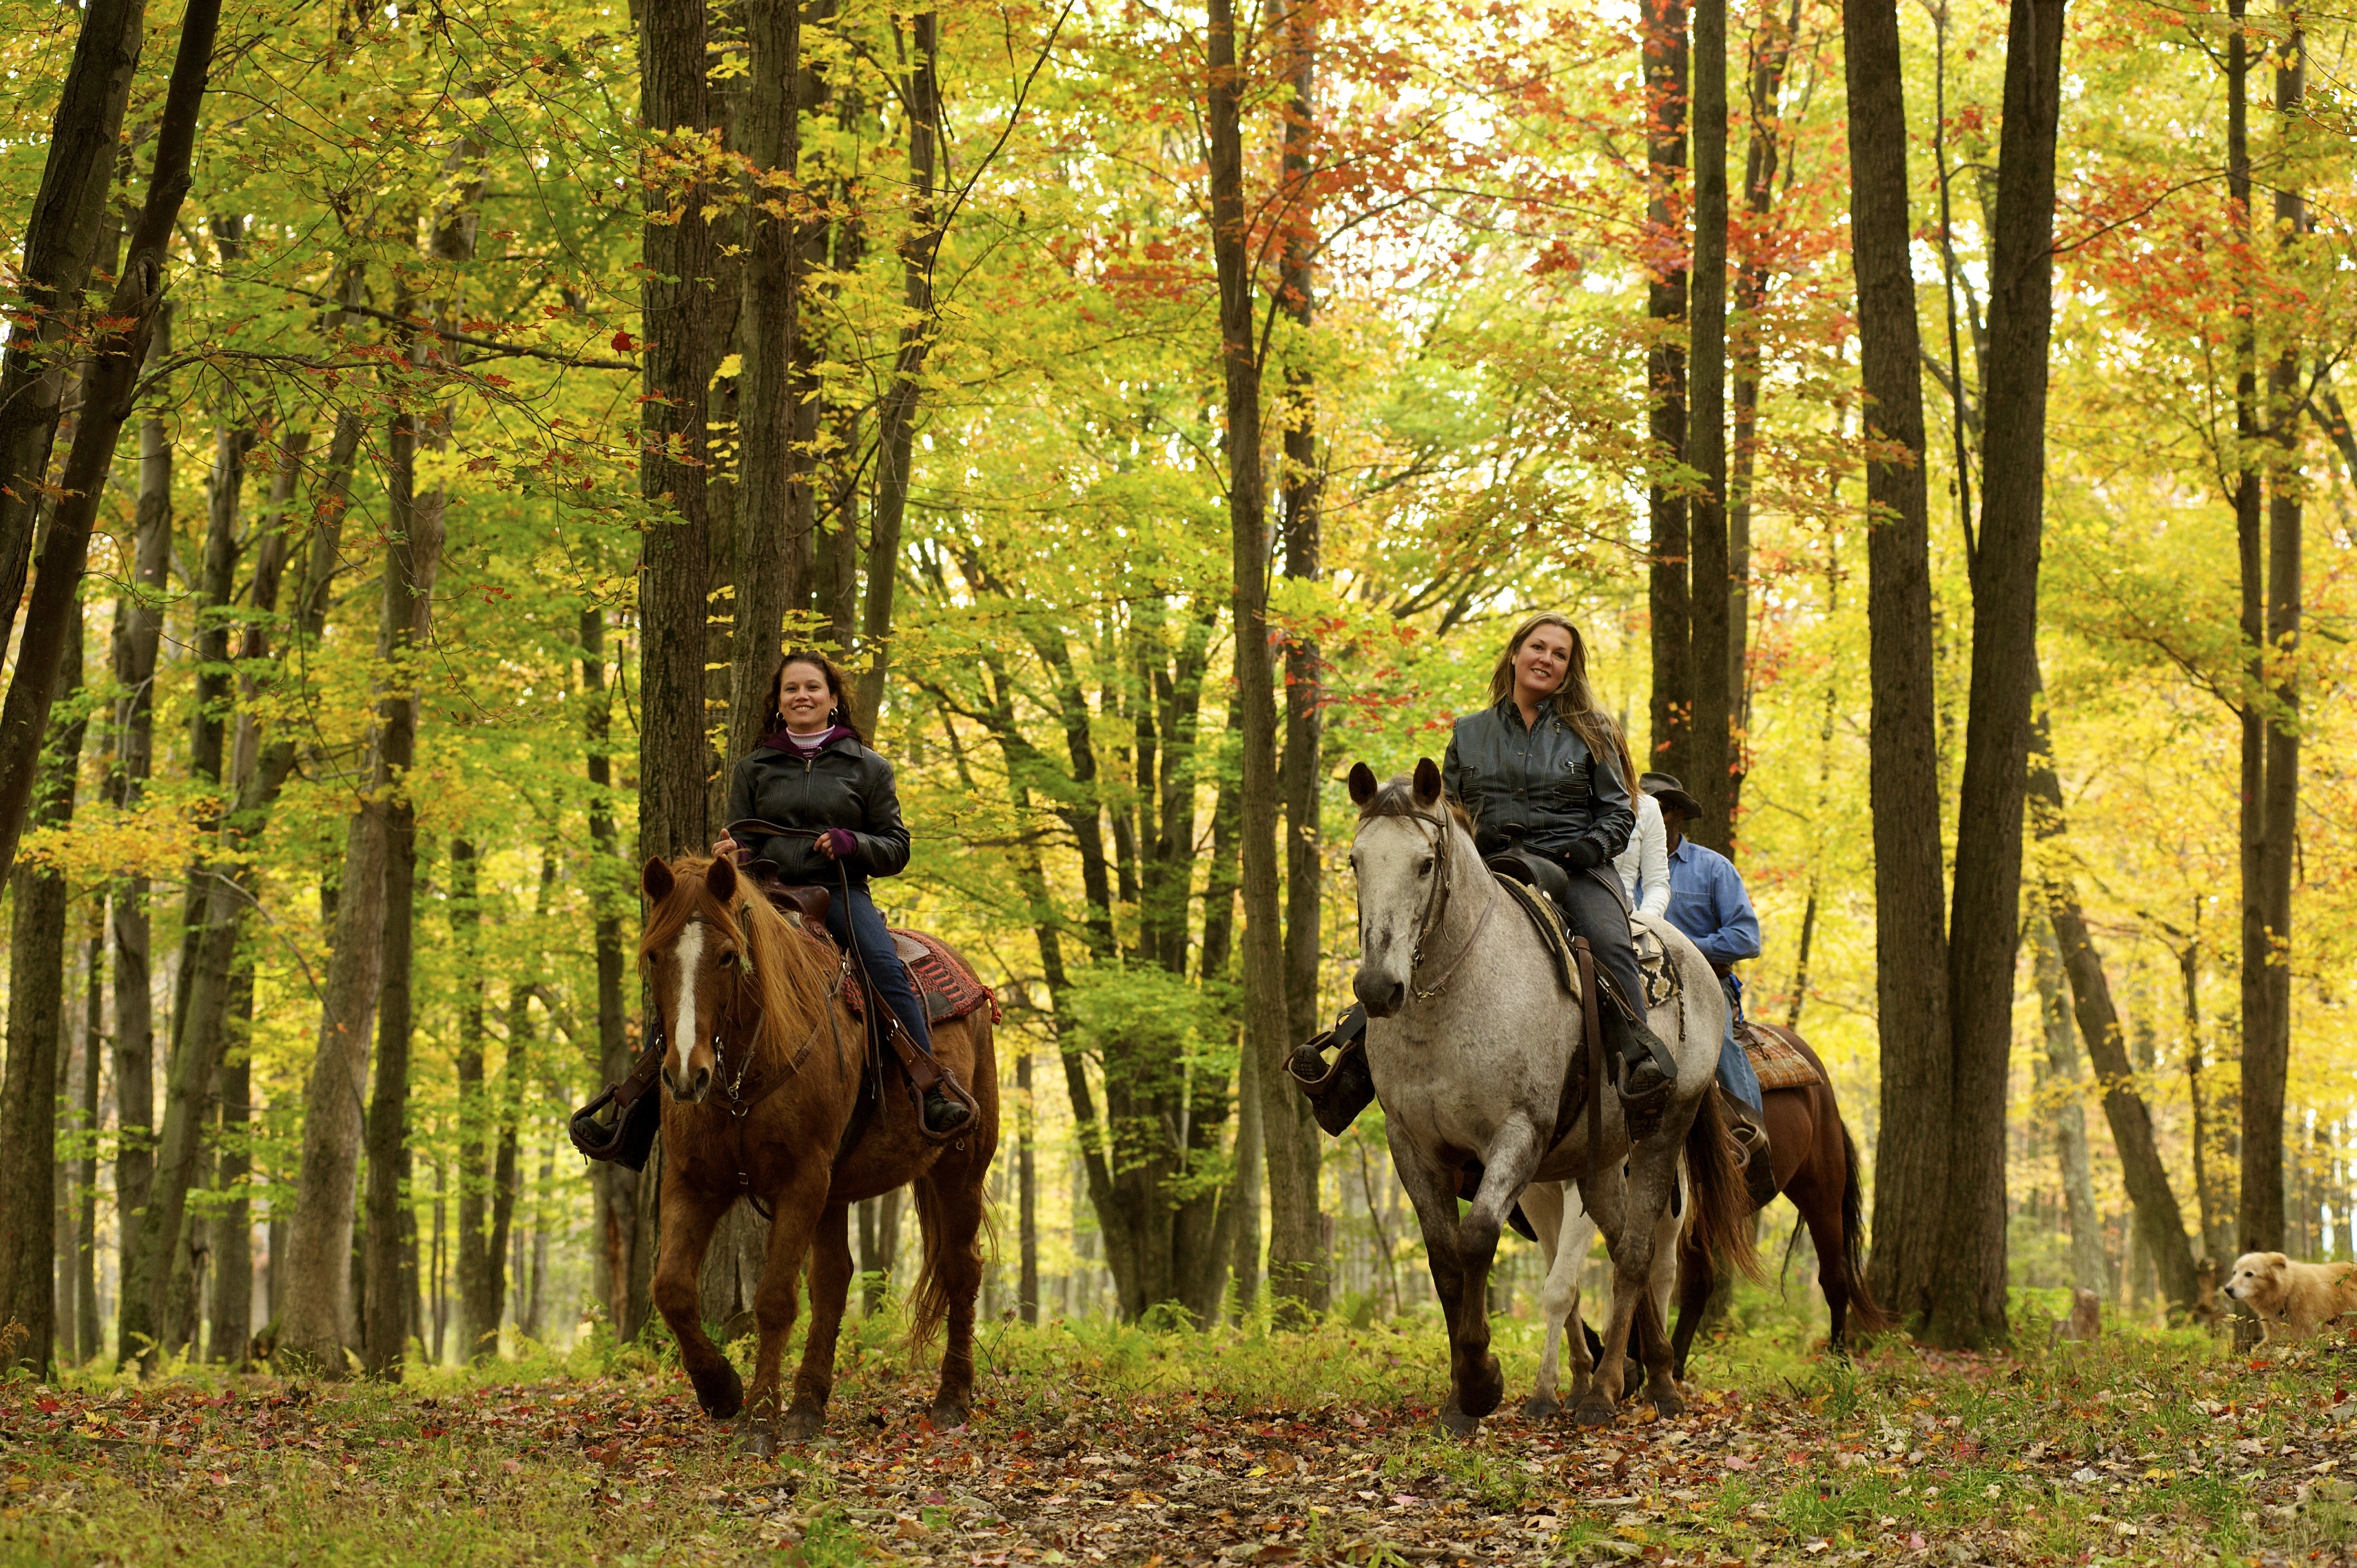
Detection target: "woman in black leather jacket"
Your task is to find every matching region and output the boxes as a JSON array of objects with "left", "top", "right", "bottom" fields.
[
  {"left": 713, "top": 652, "right": 970, "bottom": 1133},
  {"left": 1443, "top": 612, "right": 1679, "bottom": 1126}
]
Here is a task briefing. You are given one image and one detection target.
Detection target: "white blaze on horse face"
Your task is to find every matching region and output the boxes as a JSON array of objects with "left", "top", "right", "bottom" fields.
[
  {"left": 1351, "top": 816, "right": 1429, "bottom": 1007},
  {"left": 668, "top": 918, "right": 705, "bottom": 1080}
]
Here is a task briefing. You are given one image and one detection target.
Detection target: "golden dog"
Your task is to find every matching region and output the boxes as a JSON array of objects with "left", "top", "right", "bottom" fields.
[{"left": 2223, "top": 1251, "right": 2357, "bottom": 1344}]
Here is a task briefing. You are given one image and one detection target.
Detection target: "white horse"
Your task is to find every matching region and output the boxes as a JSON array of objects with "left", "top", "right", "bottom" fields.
[{"left": 1346, "top": 760, "right": 1753, "bottom": 1433}]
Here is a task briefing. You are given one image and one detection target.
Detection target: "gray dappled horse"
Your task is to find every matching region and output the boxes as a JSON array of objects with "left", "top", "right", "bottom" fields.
[{"left": 1346, "top": 761, "right": 1754, "bottom": 1435}]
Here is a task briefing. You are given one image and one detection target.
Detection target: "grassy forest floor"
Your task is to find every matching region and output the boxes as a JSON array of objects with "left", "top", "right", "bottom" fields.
[{"left": 2, "top": 1284, "right": 2352, "bottom": 1567}]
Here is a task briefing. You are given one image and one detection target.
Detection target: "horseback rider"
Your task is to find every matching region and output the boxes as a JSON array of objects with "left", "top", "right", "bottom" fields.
[
  {"left": 712, "top": 651, "right": 972, "bottom": 1135},
  {"left": 1614, "top": 783, "right": 1672, "bottom": 921},
  {"left": 1442, "top": 612, "right": 1682, "bottom": 1131},
  {"left": 1638, "top": 771, "right": 1771, "bottom": 1180}
]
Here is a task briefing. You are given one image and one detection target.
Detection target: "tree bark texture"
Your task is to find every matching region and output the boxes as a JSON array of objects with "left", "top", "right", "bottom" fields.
[
  {"left": 1278, "top": 0, "right": 1324, "bottom": 1051},
  {"left": 449, "top": 839, "right": 499, "bottom": 1361},
  {"left": 1207, "top": 0, "right": 1323, "bottom": 1319},
  {"left": 1685, "top": 0, "right": 1731, "bottom": 848},
  {"left": 1644, "top": 0, "right": 1691, "bottom": 778},
  {"left": 75, "top": 920, "right": 104, "bottom": 1363},
  {"left": 208, "top": 966, "right": 255, "bottom": 1363},
  {"left": 0, "top": 0, "right": 148, "bottom": 659},
  {"left": 0, "top": 595, "right": 87, "bottom": 1375},
  {"left": 2240, "top": 29, "right": 2302, "bottom": 1259},
  {"left": 1844, "top": 0, "right": 1953, "bottom": 1331},
  {"left": 1931, "top": 0, "right": 2064, "bottom": 1350},
  {"left": 581, "top": 612, "right": 639, "bottom": 1335},
  {"left": 2031, "top": 927, "right": 2107, "bottom": 1298},
  {"left": 639, "top": 0, "right": 718, "bottom": 863}
]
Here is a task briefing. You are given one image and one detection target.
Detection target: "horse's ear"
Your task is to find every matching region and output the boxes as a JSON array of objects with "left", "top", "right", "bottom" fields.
[
  {"left": 1347, "top": 762, "right": 1378, "bottom": 808},
  {"left": 706, "top": 852, "right": 738, "bottom": 902},
  {"left": 641, "top": 857, "right": 674, "bottom": 904},
  {"left": 1412, "top": 757, "right": 1443, "bottom": 807}
]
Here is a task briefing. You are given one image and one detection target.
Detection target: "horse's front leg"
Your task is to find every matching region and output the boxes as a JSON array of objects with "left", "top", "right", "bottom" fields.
[
  {"left": 1391, "top": 1138, "right": 1478, "bottom": 1434},
  {"left": 651, "top": 1185, "right": 744, "bottom": 1420},
  {"left": 1443, "top": 1119, "right": 1541, "bottom": 1435},
  {"left": 727, "top": 1165, "right": 828, "bottom": 1450},
  {"left": 776, "top": 1193, "right": 851, "bottom": 1443},
  {"left": 1518, "top": 1181, "right": 1567, "bottom": 1420}
]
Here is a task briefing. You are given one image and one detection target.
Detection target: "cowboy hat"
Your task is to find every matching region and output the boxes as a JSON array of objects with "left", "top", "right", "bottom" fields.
[{"left": 1640, "top": 771, "right": 1704, "bottom": 821}]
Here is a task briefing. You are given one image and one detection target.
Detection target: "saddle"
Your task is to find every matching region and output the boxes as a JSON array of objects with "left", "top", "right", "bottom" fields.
[
  {"left": 1631, "top": 917, "right": 1685, "bottom": 1012},
  {"left": 1738, "top": 1017, "right": 1823, "bottom": 1091}
]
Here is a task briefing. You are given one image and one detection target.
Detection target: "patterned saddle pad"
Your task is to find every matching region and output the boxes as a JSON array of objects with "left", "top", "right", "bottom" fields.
[
  {"left": 835, "top": 928, "right": 999, "bottom": 1027},
  {"left": 1740, "top": 1019, "right": 1823, "bottom": 1091},
  {"left": 1632, "top": 919, "right": 1684, "bottom": 1012}
]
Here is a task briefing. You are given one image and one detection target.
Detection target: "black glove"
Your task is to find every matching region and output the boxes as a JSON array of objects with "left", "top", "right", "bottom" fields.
[{"left": 1561, "top": 839, "right": 1604, "bottom": 870}]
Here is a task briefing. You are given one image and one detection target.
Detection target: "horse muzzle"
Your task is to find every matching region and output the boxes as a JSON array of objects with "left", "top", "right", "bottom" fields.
[
  {"left": 663, "top": 1063, "right": 713, "bottom": 1104},
  {"left": 1353, "top": 966, "right": 1406, "bottom": 1020}
]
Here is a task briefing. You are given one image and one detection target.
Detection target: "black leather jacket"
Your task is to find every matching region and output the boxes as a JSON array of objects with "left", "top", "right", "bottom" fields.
[
  {"left": 725, "top": 734, "right": 912, "bottom": 886},
  {"left": 1442, "top": 699, "right": 1634, "bottom": 870}
]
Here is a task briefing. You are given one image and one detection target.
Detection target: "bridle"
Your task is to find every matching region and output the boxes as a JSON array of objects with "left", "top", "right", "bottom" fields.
[{"left": 1374, "top": 806, "right": 1499, "bottom": 1003}]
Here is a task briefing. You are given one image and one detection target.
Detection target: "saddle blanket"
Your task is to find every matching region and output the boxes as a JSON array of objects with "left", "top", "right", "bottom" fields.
[
  {"left": 1631, "top": 920, "right": 1684, "bottom": 1011},
  {"left": 837, "top": 927, "right": 1000, "bottom": 1027},
  {"left": 1740, "top": 1019, "right": 1822, "bottom": 1091}
]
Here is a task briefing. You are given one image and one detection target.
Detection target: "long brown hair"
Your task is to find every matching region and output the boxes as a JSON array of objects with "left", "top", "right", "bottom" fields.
[
  {"left": 765, "top": 650, "right": 867, "bottom": 746},
  {"left": 1485, "top": 612, "right": 1635, "bottom": 796}
]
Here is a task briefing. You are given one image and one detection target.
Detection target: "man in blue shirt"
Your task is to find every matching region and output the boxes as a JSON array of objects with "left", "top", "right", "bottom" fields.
[{"left": 1639, "top": 773, "right": 1772, "bottom": 1195}]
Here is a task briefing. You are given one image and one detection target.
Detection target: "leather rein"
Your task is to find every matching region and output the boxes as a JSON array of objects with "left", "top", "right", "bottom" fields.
[{"left": 1403, "top": 809, "right": 1500, "bottom": 1002}]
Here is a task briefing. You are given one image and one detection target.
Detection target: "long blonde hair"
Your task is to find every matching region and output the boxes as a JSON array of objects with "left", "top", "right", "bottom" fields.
[{"left": 1486, "top": 612, "right": 1636, "bottom": 796}]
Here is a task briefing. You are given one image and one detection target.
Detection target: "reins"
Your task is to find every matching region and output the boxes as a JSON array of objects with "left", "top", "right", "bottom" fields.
[{"left": 1402, "top": 809, "right": 1501, "bottom": 1002}]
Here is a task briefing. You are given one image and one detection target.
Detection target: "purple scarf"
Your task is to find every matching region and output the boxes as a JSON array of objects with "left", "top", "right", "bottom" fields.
[{"left": 755, "top": 723, "right": 856, "bottom": 755}]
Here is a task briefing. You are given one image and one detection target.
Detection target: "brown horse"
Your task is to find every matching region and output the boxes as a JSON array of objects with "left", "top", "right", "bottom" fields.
[
  {"left": 1670, "top": 1021, "right": 1887, "bottom": 1375},
  {"left": 639, "top": 853, "right": 999, "bottom": 1451}
]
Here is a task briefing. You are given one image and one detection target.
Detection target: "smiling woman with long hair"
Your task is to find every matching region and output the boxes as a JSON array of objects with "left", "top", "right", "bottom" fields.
[
  {"left": 1442, "top": 612, "right": 1679, "bottom": 1127},
  {"left": 712, "top": 650, "right": 971, "bottom": 1134}
]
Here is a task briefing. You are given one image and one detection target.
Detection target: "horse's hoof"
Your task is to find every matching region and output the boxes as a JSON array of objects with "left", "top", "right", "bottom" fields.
[
  {"left": 1649, "top": 1384, "right": 1685, "bottom": 1419},
  {"left": 929, "top": 1395, "right": 971, "bottom": 1431},
  {"left": 1435, "top": 1399, "right": 1481, "bottom": 1439},
  {"left": 1572, "top": 1396, "right": 1617, "bottom": 1428},
  {"left": 1459, "top": 1354, "right": 1504, "bottom": 1418},
  {"left": 780, "top": 1401, "right": 825, "bottom": 1442},
  {"left": 698, "top": 1368, "right": 746, "bottom": 1421},
  {"left": 738, "top": 1422, "right": 778, "bottom": 1459},
  {"left": 1520, "top": 1392, "right": 1562, "bottom": 1422}
]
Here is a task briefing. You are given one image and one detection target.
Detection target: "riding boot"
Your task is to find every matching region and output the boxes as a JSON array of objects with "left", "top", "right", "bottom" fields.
[
  {"left": 1723, "top": 1092, "right": 1778, "bottom": 1210},
  {"left": 886, "top": 1018, "right": 976, "bottom": 1137},
  {"left": 923, "top": 1084, "right": 973, "bottom": 1135},
  {"left": 1604, "top": 1004, "right": 1678, "bottom": 1142}
]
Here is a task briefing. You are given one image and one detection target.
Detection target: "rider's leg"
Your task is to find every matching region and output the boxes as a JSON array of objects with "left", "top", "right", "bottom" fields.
[
  {"left": 1716, "top": 975, "right": 1764, "bottom": 1116},
  {"left": 1547, "top": 867, "right": 1679, "bottom": 1122},
  {"left": 826, "top": 884, "right": 971, "bottom": 1133}
]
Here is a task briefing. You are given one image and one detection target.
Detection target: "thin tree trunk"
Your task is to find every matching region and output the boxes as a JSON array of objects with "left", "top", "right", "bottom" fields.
[
  {"left": 208, "top": 963, "right": 254, "bottom": 1363},
  {"left": 2028, "top": 682, "right": 2200, "bottom": 1311},
  {"left": 0, "top": 0, "right": 150, "bottom": 657},
  {"left": 1686, "top": 0, "right": 1731, "bottom": 847},
  {"left": 852, "top": 11, "right": 944, "bottom": 735},
  {"left": 1017, "top": 1037, "right": 1038, "bottom": 1325},
  {"left": 76, "top": 915, "right": 103, "bottom": 1364},
  {"left": 1845, "top": 0, "right": 1952, "bottom": 1331},
  {"left": 2242, "top": 28, "right": 2303, "bottom": 1258},
  {"left": 450, "top": 838, "right": 496, "bottom": 1360},
  {"left": 1931, "top": 0, "right": 2065, "bottom": 1350},
  {"left": 1644, "top": 0, "right": 1691, "bottom": 779},
  {"left": 2031, "top": 926, "right": 2106, "bottom": 1298},
  {"left": 581, "top": 610, "right": 638, "bottom": 1335},
  {"left": 0, "top": 591, "right": 88, "bottom": 1374},
  {"left": 1278, "top": 0, "right": 1324, "bottom": 1053}
]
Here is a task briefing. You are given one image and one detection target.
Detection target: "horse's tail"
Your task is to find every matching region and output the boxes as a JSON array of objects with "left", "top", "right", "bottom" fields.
[
  {"left": 1838, "top": 1121, "right": 1893, "bottom": 1333},
  {"left": 1684, "top": 1089, "right": 1768, "bottom": 1285}
]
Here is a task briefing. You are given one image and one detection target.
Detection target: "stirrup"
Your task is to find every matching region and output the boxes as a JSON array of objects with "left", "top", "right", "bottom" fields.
[
  {"left": 1616, "top": 1054, "right": 1674, "bottom": 1142},
  {"left": 917, "top": 1069, "right": 979, "bottom": 1143}
]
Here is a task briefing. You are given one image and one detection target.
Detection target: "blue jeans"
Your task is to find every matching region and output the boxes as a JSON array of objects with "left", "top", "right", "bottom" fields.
[
  {"left": 1717, "top": 973, "right": 1763, "bottom": 1116},
  {"left": 824, "top": 883, "right": 934, "bottom": 1055}
]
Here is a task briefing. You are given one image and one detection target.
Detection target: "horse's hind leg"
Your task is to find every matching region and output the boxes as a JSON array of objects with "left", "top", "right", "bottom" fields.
[
  {"left": 1669, "top": 1224, "right": 1716, "bottom": 1383},
  {"left": 652, "top": 1186, "right": 744, "bottom": 1420},
  {"left": 776, "top": 1196, "right": 852, "bottom": 1444},
  {"left": 913, "top": 1163, "right": 989, "bottom": 1428}
]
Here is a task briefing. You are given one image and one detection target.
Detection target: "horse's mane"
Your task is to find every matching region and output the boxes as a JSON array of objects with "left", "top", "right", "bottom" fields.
[
  {"left": 639, "top": 855, "right": 842, "bottom": 1062},
  {"left": 1356, "top": 776, "right": 1475, "bottom": 835}
]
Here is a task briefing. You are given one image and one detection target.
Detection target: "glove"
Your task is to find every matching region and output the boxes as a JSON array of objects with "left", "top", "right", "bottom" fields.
[
  {"left": 1561, "top": 839, "right": 1604, "bottom": 870},
  {"left": 818, "top": 828, "right": 859, "bottom": 860}
]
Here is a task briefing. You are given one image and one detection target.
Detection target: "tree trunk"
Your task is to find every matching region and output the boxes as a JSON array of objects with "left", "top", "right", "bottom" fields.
[
  {"left": 1726, "top": 0, "right": 1799, "bottom": 830},
  {"left": 1208, "top": 0, "right": 1322, "bottom": 1321},
  {"left": 1644, "top": 0, "right": 1691, "bottom": 779},
  {"left": 0, "top": 0, "right": 149, "bottom": 659},
  {"left": 2028, "top": 680, "right": 2200, "bottom": 1311},
  {"left": 1845, "top": 0, "right": 1952, "bottom": 1331},
  {"left": 1017, "top": 1038, "right": 1038, "bottom": 1325},
  {"left": 730, "top": 0, "right": 801, "bottom": 760},
  {"left": 450, "top": 839, "right": 497, "bottom": 1361},
  {"left": 852, "top": 11, "right": 944, "bottom": 735},
  {"left": 639, "top": 0, "right": 717, "bottom": 862},
  {"left": 582, "top": 610, "right": 638, "bottom": 1335},
  {"left": 1931, "top": 0, "right": 2065, "bottom": 1350},
  {"left": 1277, "top": 0, "right": 1324, "bottom": 1053},
  {"left": 207, "top": 963, "right": 254, "bottom": 1363},
  {"left": 1686, "top": 0, "right": 1731, "bottom": 847},
  {"left": 76, "top": 917, "right": 103, "bottom": 1363},
  {"left": 2241, "top": 28, "right": 2303, "bottom": 1259},
  {"left": 107, "top": 307, "right": 172, "bottom": 1318},
  {"left": 0, "top": 592, "right": 88, "bottom": 1375},
  {"left": 2031, "top": 926, "right": 2106, "bottom": 1298}
]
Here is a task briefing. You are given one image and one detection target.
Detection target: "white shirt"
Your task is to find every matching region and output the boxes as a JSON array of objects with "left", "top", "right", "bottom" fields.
[{"left": 1614, "top": 792, "right": 1671, "bottom": 921}]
